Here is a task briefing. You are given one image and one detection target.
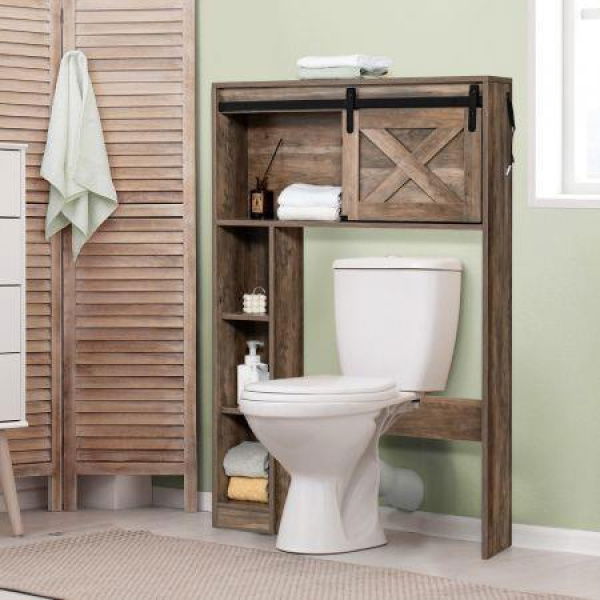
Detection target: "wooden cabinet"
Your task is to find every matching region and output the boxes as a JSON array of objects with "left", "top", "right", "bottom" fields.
[
  {"left": 342, "top": 106, "right": 481, "bottom": 222},
  {"left": 0, "top": 145, "right": 26, "bottom": 427},
  {"left": 214, "top": 77, "right": 513, "bottom": 558}
]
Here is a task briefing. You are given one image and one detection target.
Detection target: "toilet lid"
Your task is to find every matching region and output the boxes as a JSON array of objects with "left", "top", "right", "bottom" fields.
[{"left": 243, "top": 375, "right": 398, "bottom": 403}]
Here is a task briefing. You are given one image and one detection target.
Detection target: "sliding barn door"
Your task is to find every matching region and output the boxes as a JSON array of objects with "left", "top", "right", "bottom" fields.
[
  {"left": 0, "top": 0, "right": 63, "bottom": 509},
  {"left": 61, "top": 0, "right": 196, "bottom": 510}
]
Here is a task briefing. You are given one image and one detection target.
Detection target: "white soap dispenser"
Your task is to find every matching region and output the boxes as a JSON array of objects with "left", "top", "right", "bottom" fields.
[{"left": 237, "top": 340, "right": 269, "bottom": 402}]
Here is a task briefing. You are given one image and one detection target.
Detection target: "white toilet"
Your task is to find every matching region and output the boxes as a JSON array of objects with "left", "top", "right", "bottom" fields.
[{"left": 239, "top": 256, "right": 462, "bottom": 554}]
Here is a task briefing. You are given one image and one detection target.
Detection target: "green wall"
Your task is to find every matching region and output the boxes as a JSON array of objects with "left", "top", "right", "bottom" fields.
[{"left": 193, "top": 0, "right": 600, "bottom": 531}]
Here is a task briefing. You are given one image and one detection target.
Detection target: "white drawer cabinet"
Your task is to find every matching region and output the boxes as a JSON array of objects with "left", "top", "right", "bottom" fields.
[
  {"left": 0, "top": 354, "right": 22, "bottom": 422},
  {"left": 0, "top": 287, "right": 21, "bottom": 353},
  {"left": 0, "top": 149, "right": 22, "bottom": 218},
  {"left": 0, "top": 220, "right": 23, "bottom": 285},
  {"left": 0, "top": 145, "right": 26, "bottom": 427}
]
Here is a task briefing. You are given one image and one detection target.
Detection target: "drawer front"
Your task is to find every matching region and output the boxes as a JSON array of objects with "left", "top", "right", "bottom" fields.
[
  {"left": 0, "top": 219, "right": 23, "bottom": 284},
  {"left": 343, "top": 107, "right": 482, "bottom": 222},
  {"left": 0, "top": 286, "right": 21, "bottom": 353},
  {"left": 0, "top": 150, "right": 22, "bottom": 218},
  {"left": 0, "top": 353, "right": 22, "bottom": 422}
]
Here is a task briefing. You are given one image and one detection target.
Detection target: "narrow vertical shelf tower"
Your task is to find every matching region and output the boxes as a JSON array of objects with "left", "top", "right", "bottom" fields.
[{"left": 212, "top": 77, "right": 513, "bottom": 558}]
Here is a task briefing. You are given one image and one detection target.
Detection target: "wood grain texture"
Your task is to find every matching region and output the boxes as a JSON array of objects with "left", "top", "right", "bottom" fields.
[
  {"left": 1, "top": 0, "right": 62, "bottom": 507},
  {"left": 346, "top": 106, "right": 482, "bottom": 223},
  {"left": 270, "top": 227, "right": 303, "bottom": 529},
  {"left": 59, "top": 0, "right": 196, "bottom": 508},
  {"left": 481, "top": 81, "right": 513, "bottom": 559},
  {"left": 247, "top": 112, "right": 342, "bottom": 201},
  {"left": 387, "top": 397, "right": 481, "bottom": 441}
]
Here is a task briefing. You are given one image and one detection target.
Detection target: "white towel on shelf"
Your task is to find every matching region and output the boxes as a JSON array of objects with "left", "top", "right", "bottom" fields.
[
  {"left": 277, "top": 205, "right": 340, "bottom": 222},
  {"left": 297, "top": 66, "right": 388, "bottom": 79},
  {"left": 41, "top": 50, "right": 117, "bottom": 259},
  {"left": 297, "top": 55, "right": 392, "bottom": 71},
  {"left": 223, "top": 441, "right": 269, "bottom": 479},
  {"left": 278, "top": 183, "right": 342, "bottom": 209}
]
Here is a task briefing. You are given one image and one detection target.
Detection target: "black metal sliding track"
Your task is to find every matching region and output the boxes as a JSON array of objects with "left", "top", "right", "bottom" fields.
[{"left": 218, "top": 85, "right": 483, "bottom": 133}]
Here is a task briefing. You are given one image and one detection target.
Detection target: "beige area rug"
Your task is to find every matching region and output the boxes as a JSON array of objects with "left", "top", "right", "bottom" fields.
[{"left": 0, "top": 529, "right": 583, "bottom": 600}]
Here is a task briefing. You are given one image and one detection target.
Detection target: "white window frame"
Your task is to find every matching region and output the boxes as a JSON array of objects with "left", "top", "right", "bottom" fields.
[{"left": 529, "top": 0, "right": 600, "bottom": 207}]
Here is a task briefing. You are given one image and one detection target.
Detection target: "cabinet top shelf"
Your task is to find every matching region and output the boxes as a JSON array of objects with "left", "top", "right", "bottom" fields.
[{"left": 213, "top": 76, "right": 512, "bottom": 90}]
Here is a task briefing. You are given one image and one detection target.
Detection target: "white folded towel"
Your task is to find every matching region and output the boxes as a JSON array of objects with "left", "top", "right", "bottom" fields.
[
  {"left": 297, "top": 55, "right": 392, "bottom": 71},
  {"left": 223, "top": 441, "right": 269, "bottom": 479},
  {"left": 278, "top": 183, "right": 341, "bottom": 209},
  {"left": 277, "top": 205, "right": 340, "bottom": 221}
]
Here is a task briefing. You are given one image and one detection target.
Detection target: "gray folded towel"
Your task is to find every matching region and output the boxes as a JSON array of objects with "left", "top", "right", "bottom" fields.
[{"left": 223, "top": 441, "right": 269, "bottom": 479}]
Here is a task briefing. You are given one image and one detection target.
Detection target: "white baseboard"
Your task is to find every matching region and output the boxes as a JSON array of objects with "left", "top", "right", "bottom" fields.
[
  {"left": 382, "top": 507, "right": 600, "bottom": 557},
  {"left": 79, "top": 475, "right": 153, "bottom": 510},
  {"left": 152, "top": 485, "right": 212, "bottom": 512},
  {"left": 0, "top": 477, "right": 47, "bottom": 512},
  {"left": 380, "top": 506, "right": 482, "bottom": 542},
  {"left": 151, "top": 486, "right": 600, "bottom": 558}
]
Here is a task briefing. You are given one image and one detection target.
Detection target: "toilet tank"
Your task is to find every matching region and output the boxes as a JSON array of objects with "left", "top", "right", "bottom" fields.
[{"left": 333, "top": 257, "right": 462, "bottom": 392}]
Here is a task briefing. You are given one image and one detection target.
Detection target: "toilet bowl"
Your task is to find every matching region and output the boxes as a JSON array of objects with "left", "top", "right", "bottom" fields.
[
  {"left": 240, "top": 375, "right": 416, "bottom": 554},
  {"left": 239, "top": 256, "right": 462, "bottom": 554}
]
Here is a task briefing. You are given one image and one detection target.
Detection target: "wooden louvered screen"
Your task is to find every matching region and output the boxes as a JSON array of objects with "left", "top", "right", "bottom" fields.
[
  {"left": 61, "top": 0, "right": 196, "bottom": 510},
  {"left": 0, "top": 0, "right": 62, "bottom": 510}
]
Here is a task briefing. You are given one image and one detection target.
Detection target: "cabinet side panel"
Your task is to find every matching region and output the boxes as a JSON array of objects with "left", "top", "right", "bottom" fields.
[
  {"left": 482, "top": 81, "right": 513, "bottom": 558},
  {"left": 271, "top": 227, "right": 303, "bottom": 529}
]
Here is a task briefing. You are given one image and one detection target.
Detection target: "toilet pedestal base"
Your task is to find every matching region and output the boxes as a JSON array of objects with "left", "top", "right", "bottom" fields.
[{"left": 276, "top": 474, "right": 387, "bottom": 555}]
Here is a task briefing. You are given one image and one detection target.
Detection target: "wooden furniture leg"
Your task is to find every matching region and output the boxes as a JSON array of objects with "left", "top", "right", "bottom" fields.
[{"left": 0, "top": 433, "right": 23, "bottom": 536}]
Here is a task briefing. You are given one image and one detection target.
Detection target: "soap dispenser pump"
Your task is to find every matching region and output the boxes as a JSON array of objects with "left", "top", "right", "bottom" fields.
[{"left": 237, "top": 340, "right": 269, "bottom": 402}]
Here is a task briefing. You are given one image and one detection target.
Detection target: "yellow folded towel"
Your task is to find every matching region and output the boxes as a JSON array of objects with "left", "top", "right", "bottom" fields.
[{"left": 227, "top": 477, "right": 268, "bottom": 503}]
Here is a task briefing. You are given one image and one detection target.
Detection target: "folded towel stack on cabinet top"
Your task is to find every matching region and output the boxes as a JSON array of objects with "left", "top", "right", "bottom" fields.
[
  {"left": 297, "top": 55, "right": 392, "bottom": 79},
  {"left": 277, "top": 183, "right": 342, "bottom": 221},
  {"left": 224, "top": 441, "right": 269, "bottom": 503}
]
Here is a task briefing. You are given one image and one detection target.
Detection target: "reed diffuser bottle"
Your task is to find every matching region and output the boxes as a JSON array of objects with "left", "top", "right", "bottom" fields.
[{"left": 249, "top": 138, "right": 282, "bottom": 219}]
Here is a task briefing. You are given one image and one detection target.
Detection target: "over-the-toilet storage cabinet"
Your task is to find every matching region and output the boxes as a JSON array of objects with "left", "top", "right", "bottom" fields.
[
  {"left": 213, "top": 77, "right": 512, "bottom": 559},
  {"left": 0, "top": 144, "right": 26, "bottom": 427}
]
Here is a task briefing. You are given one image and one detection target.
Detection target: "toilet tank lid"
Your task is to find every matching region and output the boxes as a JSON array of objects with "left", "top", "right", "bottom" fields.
[{"left": 333, "top": 256, "right": 462, "bottom": 271}]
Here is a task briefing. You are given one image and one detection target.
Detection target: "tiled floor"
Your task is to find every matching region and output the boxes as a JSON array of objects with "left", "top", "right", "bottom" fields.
[{"left": 0, "top": 508, "right": 599, "bottom": 599}]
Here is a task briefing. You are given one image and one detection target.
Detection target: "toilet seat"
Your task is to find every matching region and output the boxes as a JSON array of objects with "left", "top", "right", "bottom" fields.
[
  {"left": 245, "top": 375, "right": 397, "bottom": 399},
  {"left": 240, "top": 375, "right": 417, "bottom": 418}
]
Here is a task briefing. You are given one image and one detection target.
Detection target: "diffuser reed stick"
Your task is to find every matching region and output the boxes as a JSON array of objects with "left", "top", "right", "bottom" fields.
[
  {"left": 257, "top": 138, "right": 283, "bottom": 190},
  {"left": 249, "top": 138, "right": 283, "bottom": 219}
]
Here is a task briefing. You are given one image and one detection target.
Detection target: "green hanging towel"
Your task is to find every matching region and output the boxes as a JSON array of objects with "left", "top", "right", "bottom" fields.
[{"left": 41, "top": 50, "right": 117, "bottom": 259}]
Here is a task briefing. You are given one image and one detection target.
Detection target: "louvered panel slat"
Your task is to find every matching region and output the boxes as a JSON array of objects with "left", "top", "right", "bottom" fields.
[
  {"left": 76, "top": 10, "right": 182, "bottom": 24},
  {"left": 0, "top": 55, "right": 49, "bottom": 69},
  {"left": 76, "top": 450, "right": 184, "bottom": 462},
  {"left": 78, "top": 22, "right": 181, "bottom": 35},
  {"left": 0, "top": 16, "right": 49, "bottom": 32},
  {"left": 78, "top": 435, "right": 184, "bottom": 446},
  {"left": 1, "top": 0, "right": 61, "bottom": 507},
  {"left": 63, "top": 0, "right": 196, "bottom": 510}
]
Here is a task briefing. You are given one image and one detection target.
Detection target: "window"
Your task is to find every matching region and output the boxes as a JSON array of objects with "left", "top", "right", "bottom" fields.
[{"left": 530, "top": 0, "right": 600, "bottom": 206}]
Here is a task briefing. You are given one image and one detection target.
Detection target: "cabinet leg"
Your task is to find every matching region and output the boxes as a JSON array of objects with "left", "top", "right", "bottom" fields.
[{"left": 0, "top": 433, "right": 23, "bottom": 536}]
